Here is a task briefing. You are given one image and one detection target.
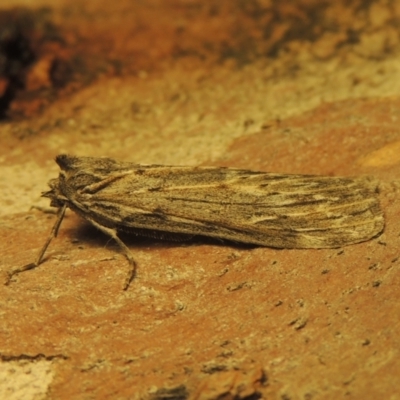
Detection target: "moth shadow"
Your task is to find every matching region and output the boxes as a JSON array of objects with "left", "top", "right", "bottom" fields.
[{"left": 72, "top": 221, "right": 257, "bottom": 251}]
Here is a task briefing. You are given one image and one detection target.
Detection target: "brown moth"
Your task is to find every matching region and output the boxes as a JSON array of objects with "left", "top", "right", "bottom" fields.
[{"left": 10, "top": 155, "right": 384, "bottom": 289}]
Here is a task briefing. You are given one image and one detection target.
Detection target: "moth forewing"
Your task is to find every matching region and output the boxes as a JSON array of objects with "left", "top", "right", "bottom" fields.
[
  {"left": 78, "top": 168, "right": 383, "bottom": 249},
  {"left": 11, "top": 154, "right": 384, "bottom": 289}
]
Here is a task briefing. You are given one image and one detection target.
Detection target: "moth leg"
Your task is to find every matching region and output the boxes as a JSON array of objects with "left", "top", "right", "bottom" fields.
[
  {"left": 85, "top": 218, "right": 137, "bottom": 290},
  {"left": 6, "top": 204, "right": 67, "bottom": 284}
]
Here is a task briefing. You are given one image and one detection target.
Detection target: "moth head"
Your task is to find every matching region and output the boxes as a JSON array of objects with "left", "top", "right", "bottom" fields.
[{"left": 42, "top": 178, "right": 67, "bottom": 208}]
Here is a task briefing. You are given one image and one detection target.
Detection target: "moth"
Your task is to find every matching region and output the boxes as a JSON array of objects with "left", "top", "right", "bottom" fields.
[{"left": 11, "top": 155, "right": 384, "bottom": 289}]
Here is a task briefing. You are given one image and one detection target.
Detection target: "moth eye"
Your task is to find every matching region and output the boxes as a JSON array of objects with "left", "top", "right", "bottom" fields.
[{"left": 50, "top": 198, "right": 64, "bottom": 207}]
